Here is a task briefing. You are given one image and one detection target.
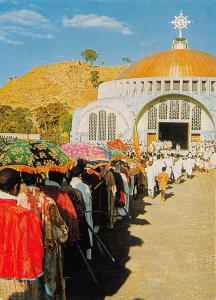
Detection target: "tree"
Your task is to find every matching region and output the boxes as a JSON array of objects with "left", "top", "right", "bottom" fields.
[
  {"left": 81, "top": 48, "right": 98, "bottom": 65},
  {"left": 12, "top": 108, "right": 34, "bottom": 133},
  {"left": 33, "top": 102, "right": 70, "bottom": 143},
  {"left": 90, "top": 70, "right": 103, "bottom": 88},
  {"left": 0, "top": 105, "right": 34, "bottom": 133},
  {"left": 0, "top": 105, "right": 13, "bottom": 119},
  {"left": 0, "top": 105, "right": 13, "bottom": 132},
  {"left": 122, "top": 56, "right": 133, "bottom": 64},
  {"left": 59, "top": 113, "right": 72, "bottom": 143},
  {"left": 59, "top": 113, "right": 72, "bottom": 133}
]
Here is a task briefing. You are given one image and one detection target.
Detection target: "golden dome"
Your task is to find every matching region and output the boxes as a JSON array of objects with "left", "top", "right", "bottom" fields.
[{"left": 118, "top": 49, "right": 216, "bottom": 79}]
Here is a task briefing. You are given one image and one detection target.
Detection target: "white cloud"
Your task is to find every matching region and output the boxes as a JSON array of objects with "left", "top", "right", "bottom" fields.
[
  {"left": 0, "top": 9, "right": 52, "bottom": 28},
  {"left": 0, "top": 28, "right": 23, "bottom": 44},
  {"left": 4, "top": 25, "right": 55, "bottom": 39},
  {"left": 62, "top": 13, "right": 132, "bottom": 35},
  {"left": 0, "top": 9, "right": 56, "bottom": 44}
]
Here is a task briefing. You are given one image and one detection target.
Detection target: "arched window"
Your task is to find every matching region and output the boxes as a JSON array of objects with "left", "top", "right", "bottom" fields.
[
  {"left": 181, "top": 100, "right": 190, "bottom": 119},
  {"left": 108, "top": 113, "right": 116, "bottom": 140},
  {"left": 192, "top": 106, "right": 201, "bottom": 130},
  {"left": 89, "top": 112, "right": 97, "bottom": 140},
  {"left": 98, "top": 110, "right": 106, "bottom": 140},
  {"left": 148, "top": 106, "right": 157, "bottom": 129},
  {"left": 159, "top": 101, "right": 167, "bottom": 119}
]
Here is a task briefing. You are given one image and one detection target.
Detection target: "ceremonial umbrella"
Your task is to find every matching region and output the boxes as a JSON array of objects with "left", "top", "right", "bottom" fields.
[
  {"left": 0, "top": 140, "right": 35, "bottom": 172},
  {"left": 98, "top": 146, "right": 112, "bottom": 160},
  {"left": 0, "top": 140, "right": 73, "bottom": 173},
  {"left": 109, "top": 149, "right": 127, "bottom": 160},
  {"left": 61, "top": 142, "right": 108, "bottom": 161},
  {"left": 107, "top": 138, "right": 128, "bottom": 151},
  {"left": 30, "top": 140, "right": 74, "bottom": 173}
]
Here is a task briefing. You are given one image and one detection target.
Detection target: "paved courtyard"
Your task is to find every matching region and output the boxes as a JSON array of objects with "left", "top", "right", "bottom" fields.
[{"left": 67, "top": 171, "right": 216, "bottom": 300}]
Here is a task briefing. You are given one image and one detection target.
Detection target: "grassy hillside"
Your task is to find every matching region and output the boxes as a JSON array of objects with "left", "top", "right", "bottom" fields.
[{"left": 0, "top": 61, "right": 126, "bottom": 112}]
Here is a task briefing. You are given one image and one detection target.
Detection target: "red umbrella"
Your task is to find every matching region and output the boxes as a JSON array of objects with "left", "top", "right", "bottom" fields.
[
  {"left": 60, "top": 142, "right": 108, "bottom": 161},
  {"left": 107, "top": 139, "right": 128, "bottom": 151}
]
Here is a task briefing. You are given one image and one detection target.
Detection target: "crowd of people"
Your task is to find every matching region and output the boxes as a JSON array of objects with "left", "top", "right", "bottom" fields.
[
  {"left": 0, "top": 158, "right": 139, "bottom": 299},
  {"left": 0, "top": 139, "right": 216, "bottom": 299},
  {"left": 131, "top": 140, "right": 216, "bottom": 199}
]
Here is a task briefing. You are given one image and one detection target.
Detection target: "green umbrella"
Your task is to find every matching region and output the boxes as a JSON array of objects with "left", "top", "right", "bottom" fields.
[
  {"left": 109, "top": 149, "right": 127, "bottom": 160},
  {"left": 0, "top": 140, "right": 73, "bottom": 173},
  {"left": 30, "top": 140, "right": 72, "bottom": 170},
  {"left": 0, "top": 140, "right": 34, "bottom": 171}
]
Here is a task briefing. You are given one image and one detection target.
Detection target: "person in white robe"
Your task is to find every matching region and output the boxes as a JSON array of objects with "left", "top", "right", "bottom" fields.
[
  {"left": 163, "top": 154, "right": 173, "bottom": 179},
  {"left": 129, "top": 174, "right": 135, "bottom": 197},
  {"left": 119, "top": 171, "right": 129, "bottom": 215},
  {"left": 145, "top": 161, "right": 156, "bottom": 198},
  {"left": 168, "top": 140, "right": 172, "bottom": 150},
  {"left": 114, "top": 164, "right": 129, "bottom": 217},
  {"left": 182, "top": 157, "right": 187, "bottom": 172},
  {"left": 176, "top": 143, "right": 181, "bottom": 153},
  {"left": 153, "top": 154, "right": 166, "bottom": 176},
  {"left": 173, "top": 155, "right": 183, "bottom": 183},
  {"left": 185, "top": 156, "right": 194, "bottom": 177},
  {"left": 70, "top": 166, "right": 93, "bottom": 260},
  {"left": 191, "top": 156, "right": 196, "bottom": 170}
]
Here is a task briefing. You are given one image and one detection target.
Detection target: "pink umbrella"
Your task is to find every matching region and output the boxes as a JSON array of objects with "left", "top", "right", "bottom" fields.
[{"left": 61, "top": 142, "right": 109, "bottom": 161}]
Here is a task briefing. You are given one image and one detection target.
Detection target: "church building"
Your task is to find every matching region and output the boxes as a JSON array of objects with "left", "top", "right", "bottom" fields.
[{"left": 71, "top": 11, "right": 216, "bottom": 149}]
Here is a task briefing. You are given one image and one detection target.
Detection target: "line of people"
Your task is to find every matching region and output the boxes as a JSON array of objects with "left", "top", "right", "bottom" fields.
[
  {"left": 1, "top": 142, "right": 215, "bottom": 299},
  {"left": 136, "top": 149, "right": 216, "bottom": 202},
  {"left": 0, "top": 158, "right": 138, "bottom": 300}
]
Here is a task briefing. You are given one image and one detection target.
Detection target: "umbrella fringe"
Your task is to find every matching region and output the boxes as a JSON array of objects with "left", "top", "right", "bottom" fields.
[
  {"left": 0, "top": 160, "right": 75, "bottom": 174},
  {"left": 0, "top": 165, "right": 35, "bottom": 173}
]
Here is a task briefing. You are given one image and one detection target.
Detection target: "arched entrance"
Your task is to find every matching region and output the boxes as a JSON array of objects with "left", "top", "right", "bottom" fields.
[
  {"left": 136, "top": 94, "right": 215, "bottom": 149},
  {"left": 158, "top": 122, "right": 189, "bottom": 148}
]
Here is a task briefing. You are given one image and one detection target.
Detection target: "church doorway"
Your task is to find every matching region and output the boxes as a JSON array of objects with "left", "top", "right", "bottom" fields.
[{"left": 158, "top": 122, "right": 189, "bottom": 149}]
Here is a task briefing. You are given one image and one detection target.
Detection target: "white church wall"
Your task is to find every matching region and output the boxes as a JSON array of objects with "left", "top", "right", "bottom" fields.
[
  {"left": 200, "top": 109, "right": 215, "bottom": 141},
  {"left": 193, "top": 95, "right": 216, "bottom": 137},
  {"left": 137, "top": 111, "right": 149, "bottom": 143},
  {"left": 70, "top": 108, "right": 83, "bottom": 141},
  {"left": 71, "top": 99, "right": 133, "bottom": 142},
  {"left": 201, "top": 110, "right": 214, "bottom": 131},
  {"left": 98, "top": 77, "right": 216, "bottom": 100},
  {"left": 72, "top": 79, "right": 216, "bottom": 143}
]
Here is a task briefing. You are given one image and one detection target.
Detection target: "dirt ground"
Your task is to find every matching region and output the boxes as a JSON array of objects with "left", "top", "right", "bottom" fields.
[{"left": 66, "top": 171, "right": 216, "bottom": 300}]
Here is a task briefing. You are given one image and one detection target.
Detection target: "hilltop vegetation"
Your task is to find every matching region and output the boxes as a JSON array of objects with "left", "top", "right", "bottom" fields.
[
  {"left": 0, "top": 60, "right": 126, "bottom": 143},
  {"left": 0, "top": 61, "right": 125, "bottom": 111}
]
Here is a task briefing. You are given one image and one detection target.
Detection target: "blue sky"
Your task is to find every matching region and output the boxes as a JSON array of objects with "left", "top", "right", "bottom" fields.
[{"left": 0, "top": 0, "right": 215, "bottom": 86}]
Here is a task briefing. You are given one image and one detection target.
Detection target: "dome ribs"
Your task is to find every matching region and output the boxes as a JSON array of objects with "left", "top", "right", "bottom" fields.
[{"left": 118, "top": 49, "right": 216, "bottom": 79}]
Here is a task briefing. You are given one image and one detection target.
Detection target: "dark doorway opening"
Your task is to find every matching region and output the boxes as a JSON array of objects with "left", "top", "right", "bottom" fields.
[{"left": 159, "top": 122, "right": 188, "bottom": 149}]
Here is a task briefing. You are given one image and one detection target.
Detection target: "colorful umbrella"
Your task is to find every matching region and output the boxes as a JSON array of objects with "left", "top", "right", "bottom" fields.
[
  {"left": 109, "top": 149, "right": 127, "bottom": 160},
  {"left": 107, "top": 139, "right": 128, "bottom": 151},
  {"left": 98, "top": 146, "right": 112, "bottom": 160},
  {"left": 0, "top": 140, "right": 73, "bottom": 173},
  {"left": 61, "top": 142, "right": 108, "bottom": 161},
  {"left": 0, "top": 140, "right": 35, "bottom": 172},
  {"left": 30, "top": 140, "right": 73, "bottom": 172}
]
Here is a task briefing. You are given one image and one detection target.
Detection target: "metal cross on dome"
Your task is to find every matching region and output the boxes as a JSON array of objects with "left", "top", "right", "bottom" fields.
[{"left": 170, "top": 10, "right": 192, "bottom": 38}]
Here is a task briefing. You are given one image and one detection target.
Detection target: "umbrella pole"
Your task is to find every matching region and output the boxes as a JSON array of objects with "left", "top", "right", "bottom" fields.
[
  {"left": 74, "top": 240, "right": 99, "bottom": 286},
  {"left": 95, "top": 240, "right": 104, "bottom": 256},
  {"left": 122, "top": 206, "right": 133, "bottom": 219},
  {"left": 87, "top": 223, "right": 115, "bottom": 263}
]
